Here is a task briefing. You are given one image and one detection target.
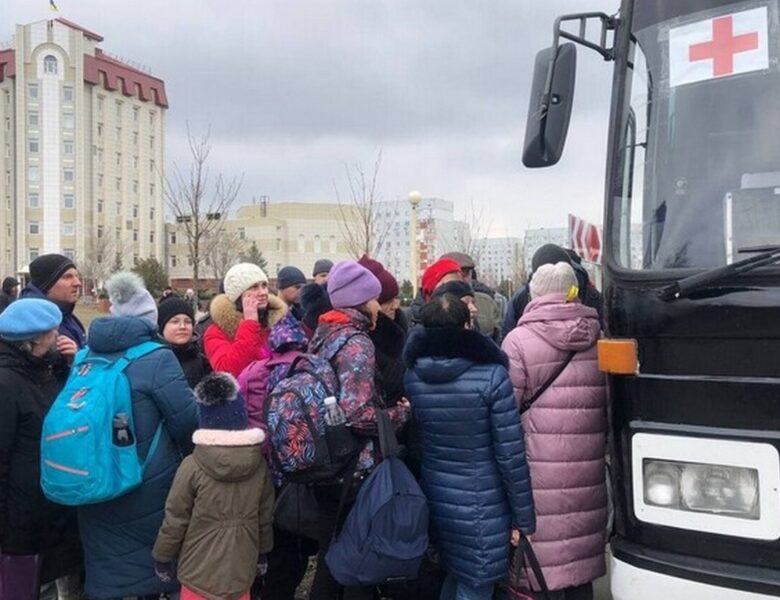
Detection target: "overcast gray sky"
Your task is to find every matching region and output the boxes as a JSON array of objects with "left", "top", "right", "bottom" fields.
[{"left": 7, "top": 0, "right": 617, "bottom": 236}]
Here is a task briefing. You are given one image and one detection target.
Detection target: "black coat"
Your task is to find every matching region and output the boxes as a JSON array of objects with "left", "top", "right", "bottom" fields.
[
  {"left": 370, "top": 310, "right": 408, "bottom": 406},
  {"left": 170, "top": 337, "right": 212, "bottom": 388},
  {"left": 0, "top": 341, "right": 81, "bottom": 582},
  {"left": 0, "top": 292, "right": 13, "bottom": 315}
]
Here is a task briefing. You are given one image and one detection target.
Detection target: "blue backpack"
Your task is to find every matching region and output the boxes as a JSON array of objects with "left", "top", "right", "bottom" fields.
[
  {"left": 41, "top": 341, "right": 163, "bottom": 506},
  {"left": 326, "top": 411, "right": 429, "bottom": 586}
]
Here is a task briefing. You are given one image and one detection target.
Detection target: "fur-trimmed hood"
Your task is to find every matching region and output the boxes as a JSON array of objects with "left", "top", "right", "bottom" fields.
[
  {"left": 404, "top": 326, "right": 507, "bottom": 383},
  {"left": 192, "top": 428, "right": 266, "bottom": 482},
  {"left": 209, "top": 293, "right": 288, "bottom": 339}
]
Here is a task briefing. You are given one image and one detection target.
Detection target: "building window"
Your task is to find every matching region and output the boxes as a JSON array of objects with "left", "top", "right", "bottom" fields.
[
  {"left": 63, "top": 140, "right": 74, "bottom": 155},
  {"left": 116, "top": 152, "right": 122, "bottom": 167},
  {"left": 97, "top": 198, "right": 103, "bottom": 213},
  {"left": 62, "top": 221, "right": 75, "bottom": 236},
  {"left": 28, "top": 83, "right": 39, "bottom": 99},
  {"left": 132, "top": 156, "right": 138, "bottom": 169},
  {"left": 133, "top": 106, "right": 139, "bottom": 122},
  {"left": 28, "top": 112, "right": 39, "bottom": 127},
  {"left": 133, "top": 180, "right": 138, "bottom": 194},
  {"left": 28, "top": 138, "right": 39, "bottom": 153},
  {"left": 63, "top": 113, "right": 74, "bottom": 129},
  {"left": 133, "top": 132, "right": 138, "bottom": 146},
  {"left": 329, "top": 235, "right": 336, "bottom": 253},
  {"left": 115, "top": 102, "right": 122, "bottom": 120},
  {"left": 149, "top": 207, "right": 155, "bottom": 220},
  {"left": 150, "top": 136, "right": 155, "bottom": 150},
  {"left": 238, "top": 228, "right": 246, "bottom": 241},
  {"left": 62, "top": 248, "right": 75, "bottom": 260},
  {"left": 29, "top": 248, "right": 39, "bottom": 262},
  {"left": 97, "top": 123, "right": 103, "bottom": 138},
  {"left": 132, "top": 204, "right": 138, "bottom": 218},
  {"left": 29, "top": 221, "right": 40, "bottom": 235},
  {"left": 133, "top": 230, "right": 138, "bottom": 242},
  {"left": 314, "top": 235, "right": 322, "bottom": 253},
  {"left": 96, "top": 148, "right": 103, "bottom": 162},
  {"left": 170, "top": 255, "right": 177, "bottom": 268},
  {"left": 150, "top": 182, "right": 156, "bottom": 196},
  {"left": 116, "top": 226, "right": 122, "bottom": 239},
  {"left": 63, "top": 193, "right": 75, "bottom": 209},
  {"left": 63, "top": 168, "right": 75, "bottom": 182},
  {"left": 116, "top": 177, "right": 122, "bottom": 191},
  {"left": 98, "top": 173, "right": 104, "bottom": 187},
  {"left": 97, "top": 96, "right": 104, "bottom": 113},
  {"left": 170, "top": 232, "right": 177, "bottom": 245},
  {"left": 149, "top": 231, "right": 155, "bottom": 243},
  {"left": 149, "top": 111, "right": 156, "bottom": 126},
  {"left": 97, "top": 225, "right": 104, "bottom": 238},
  {"left": 297, "top": 234, "right": 305, "bottom": 253},
  {"left": 276, "top": 238, "right": 282, "bottom": 251},
  {"left": 28, "top": 166, "right": 40, "bottom": 182},
  {"left": 149, "top": 160, "right": 155, "bottom": 173},
  {"left": 115, "top": 127, "right": 121, "bottom": 143},
  {"left": 63, "top": 86, "right": 74, "bottom": 102},
  {"left": 28, "top": 192, "right": 40, "bottom": 208},
  {"left": 43, "top": 55, "right": 57, "bottom": 74},
  {"left": 116, "top": 201, "right": 122, "bottom": 215}
]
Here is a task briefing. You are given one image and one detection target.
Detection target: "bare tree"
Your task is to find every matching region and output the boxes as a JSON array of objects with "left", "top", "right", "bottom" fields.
[
  {"left": 78, "top": 234, "right": 126, "bottom": 296},
  {"left": 334, "top": 150, "right": 395, "bottom": 258},
  {"left": 203, "top": 228, "right": 248, "bottom": 282},
  {"left": 444, "top": 200, "right": 493, "bottom": 261},
  {"left": 164, "top": 125, "right": 243, "bottom": 288}
]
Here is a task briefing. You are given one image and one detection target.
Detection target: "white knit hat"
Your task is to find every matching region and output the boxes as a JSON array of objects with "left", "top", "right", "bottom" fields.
[
  {"left": 529, "top": 262, "right": 578, "bottom": 300},
  {"left": 106, "top": 272, "right": 159, "bottom": 328},
  {"left": 224, "top": 263, "right": 268, "bottom": 302}
]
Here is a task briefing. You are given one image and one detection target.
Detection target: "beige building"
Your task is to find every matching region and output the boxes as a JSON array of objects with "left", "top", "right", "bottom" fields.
[
  {"left": 0, "top": 18, "right": 167, "bottom": 279},
  {"left": 167, "top": 201, "right": 363, "bottom": 287}
]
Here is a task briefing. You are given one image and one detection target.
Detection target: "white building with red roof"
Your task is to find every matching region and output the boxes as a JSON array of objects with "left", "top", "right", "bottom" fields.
[{"left": 0, "top": 18, "right": 167, "bottom": 279}]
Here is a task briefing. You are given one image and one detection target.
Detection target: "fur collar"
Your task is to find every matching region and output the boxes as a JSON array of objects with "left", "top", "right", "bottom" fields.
[
  {"left": 403, "top": 326, "right": 507, "bottom": 368},
  {"left": 209, "top": 293, "right": 288, "bottom": 338},
  {"left": 192, "top": 427, "right": 266, "bottom": 447}
]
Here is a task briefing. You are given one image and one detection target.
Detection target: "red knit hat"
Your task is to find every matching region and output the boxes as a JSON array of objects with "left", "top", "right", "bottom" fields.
[
  {"left": 421, "top": 258, "right": 462, "bottom": 300},
  {"left": 358, "top": 255, "right": 399, "bottom": 304}
]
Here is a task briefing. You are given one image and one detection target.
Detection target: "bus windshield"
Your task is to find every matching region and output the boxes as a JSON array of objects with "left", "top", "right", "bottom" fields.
[{"left": 614, "top": 0, "right": 780, "bottom": 270}]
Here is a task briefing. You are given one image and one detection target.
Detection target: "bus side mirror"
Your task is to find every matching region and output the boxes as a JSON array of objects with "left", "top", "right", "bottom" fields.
[{"left": 522, "top": 42, "right": 577, "bottom": 168}]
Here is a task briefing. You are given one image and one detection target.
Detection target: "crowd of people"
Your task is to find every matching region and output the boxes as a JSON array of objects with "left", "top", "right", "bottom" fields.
[{"left": 0, "top": 245, "right": 608, "bottom": 600}]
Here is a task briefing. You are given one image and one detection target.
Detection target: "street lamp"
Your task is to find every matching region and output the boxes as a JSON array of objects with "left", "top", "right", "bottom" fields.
[{"left": 408, "top": 191, "right": 422, "bottom": 289}]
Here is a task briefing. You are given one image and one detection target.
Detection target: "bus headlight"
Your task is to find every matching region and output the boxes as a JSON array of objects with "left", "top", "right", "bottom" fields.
[{"left": 643, "top": 460, "right": 760, "bottom": 519}]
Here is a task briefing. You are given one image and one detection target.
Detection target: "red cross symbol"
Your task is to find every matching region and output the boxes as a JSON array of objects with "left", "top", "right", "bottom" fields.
[{"left": 689, "top": 15, "right": 759, "bottom": 76}]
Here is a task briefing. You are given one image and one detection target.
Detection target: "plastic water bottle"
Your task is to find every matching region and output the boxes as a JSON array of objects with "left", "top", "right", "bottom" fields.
[
  {"left": 324, "top": 396, "right": 346, "bottom": 426},
  {"left": 112, "top": 413, "right": 133, "bottom": 446}
]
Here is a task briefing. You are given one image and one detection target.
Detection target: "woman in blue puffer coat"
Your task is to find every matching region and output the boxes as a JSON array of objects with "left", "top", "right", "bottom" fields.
[
  {"left": 404, "top": 294, "right": 536, "bottom": 600},
  {"left": 78, "top": 273, "right": 198, "bottom": 600}
]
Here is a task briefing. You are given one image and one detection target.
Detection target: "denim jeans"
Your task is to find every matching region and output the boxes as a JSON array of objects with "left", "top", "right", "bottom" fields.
[{"left": 439, "top": 573, "right": 494, "bottom": 600}]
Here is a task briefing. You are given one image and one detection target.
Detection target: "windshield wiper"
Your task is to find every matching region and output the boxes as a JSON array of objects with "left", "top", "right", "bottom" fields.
[{"left": 657, "top": 246, "right": 780, "bottom": 301}]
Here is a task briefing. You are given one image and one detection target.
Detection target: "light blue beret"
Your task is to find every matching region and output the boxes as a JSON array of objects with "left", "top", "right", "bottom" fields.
[{"left": 0, "top": 298, "right": 62, "bottom": 342}]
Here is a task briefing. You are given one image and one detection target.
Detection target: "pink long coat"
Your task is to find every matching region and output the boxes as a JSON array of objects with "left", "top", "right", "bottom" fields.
[{"left": 501, "top": 293, "right": 607, "bottom": 591}]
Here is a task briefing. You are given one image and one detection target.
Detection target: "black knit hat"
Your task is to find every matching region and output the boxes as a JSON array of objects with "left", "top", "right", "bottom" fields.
[
  {"left": 277, "top": 266, "right": 307, "bottom": 290},
  {"left": 157, "top": 297, "right": 194, "bottom": 332},
  {"left": 431, "top": 280, "right": 474, "bottom": 300},
  {"left": 531, "top": 244, "right": 571, "bottom": 274},
  {"left": 29, "top": 254, "right": 76, "bottom": 294}
]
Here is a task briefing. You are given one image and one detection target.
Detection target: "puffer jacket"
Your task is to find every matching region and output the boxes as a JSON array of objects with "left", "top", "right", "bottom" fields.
[
  {"left": 204, "top": 293, "right": 287, "bottom": 377},
  {"left": 78, "top": 316, "right": 199, "bottom": 600},
  {"left": 309, "top": 309, "right": 409, "bottom": 473},
  {"left": 238, "top": 311, "right": 308, "bottom": 430},
  {"left": 153, "top": 428, "right": 274, "bottom": 600},
  {"left": 403, "top": 327, "right": 535, "bottom": 588},
  {"left": 501, "top": 294, "right": 607, "bottom": 591},
  {"left": 0, "top": 341, "right": 81, "bottom": 584}
]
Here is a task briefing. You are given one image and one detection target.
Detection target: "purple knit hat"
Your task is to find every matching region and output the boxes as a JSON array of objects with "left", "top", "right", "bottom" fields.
[{"left": 327, "top": 261, "right": 382, "bottom": 308}]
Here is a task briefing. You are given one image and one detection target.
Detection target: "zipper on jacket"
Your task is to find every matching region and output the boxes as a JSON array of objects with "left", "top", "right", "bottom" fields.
[{"left": 44, "top": 425, "right": 89, "bottom": 442}]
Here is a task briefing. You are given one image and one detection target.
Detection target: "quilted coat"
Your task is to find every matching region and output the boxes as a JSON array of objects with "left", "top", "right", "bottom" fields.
[
  {"left": 78, "top": 316, "right": 199, "bottom": 600},
  {"left": 309, "top": 309, "right": 409, "bottom": 473},
  {"left": 204, "top": 293, "right": 287, "bottom": 377},
  {"left": 501, "top": 293, "right": 607, "bottom": 591},
  {"left": 403, "top": 326, "right": 535, "bottom": 588}
]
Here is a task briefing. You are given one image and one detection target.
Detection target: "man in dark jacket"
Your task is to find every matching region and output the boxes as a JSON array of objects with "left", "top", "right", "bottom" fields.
[
  {"left": 501, "top": 244, "right": 603, "bottom": 340},
  {"left": 20, "top": 254, "right": 86, "bottom": 356},
  {"left": 276, "top": 266, "right": 307, "bottom": 321},
  {"left": 0, "top": 276, "right": 19, "bottom": 314}
]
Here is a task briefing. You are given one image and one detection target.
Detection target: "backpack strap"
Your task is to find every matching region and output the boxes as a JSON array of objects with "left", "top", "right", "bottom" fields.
[
  {"left": 520, "top": 351, "right": 576, "bottom": 414},
  {"left": 515, "top": 537, "right": 552, "bottom": 599},
  {"left": 124, "top": 340, "right": 164, "bottom": 361},
  {"left": 141, "top": 423, "right": 164, "bottom": 473}
]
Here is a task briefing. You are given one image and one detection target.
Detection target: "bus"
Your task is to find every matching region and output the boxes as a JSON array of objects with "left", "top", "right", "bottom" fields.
[{"left": 523, "top": 1, "right": 780, "bottom": 598}]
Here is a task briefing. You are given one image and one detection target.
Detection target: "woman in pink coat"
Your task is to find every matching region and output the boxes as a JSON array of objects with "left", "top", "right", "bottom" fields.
[{"left": 501, "top": 262, "right": 607, "bottom": 600}]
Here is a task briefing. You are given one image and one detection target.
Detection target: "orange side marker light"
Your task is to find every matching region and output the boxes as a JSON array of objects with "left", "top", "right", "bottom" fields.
[{"left": 598, "top": 339, "right": 638, "bottom": 375}]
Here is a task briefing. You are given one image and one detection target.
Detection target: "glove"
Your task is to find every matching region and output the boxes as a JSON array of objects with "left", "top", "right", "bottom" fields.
[
  {"left": 154, "top": 560, "right": 176, "bottom": 583},
  {"left": 257, "top": 554, "right": 268, "bottom": 577}
]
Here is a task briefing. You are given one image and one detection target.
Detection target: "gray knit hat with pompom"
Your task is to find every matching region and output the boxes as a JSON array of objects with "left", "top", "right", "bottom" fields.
[{"left": 106, "top": 272, "right": 159, "bottom": 328}]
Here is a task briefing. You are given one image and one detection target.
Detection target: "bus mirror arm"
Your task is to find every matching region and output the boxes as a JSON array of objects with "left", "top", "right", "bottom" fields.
[{"left": 657, "top": 247, "right": 780, "bottom": 301}]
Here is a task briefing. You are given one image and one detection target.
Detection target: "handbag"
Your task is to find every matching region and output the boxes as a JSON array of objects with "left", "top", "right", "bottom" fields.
[
  {"left": 0, "top": 553, "right": 42, "bottom": 600},
  {"left": 273, "top": 482, "right": 321, "bottom": 538},
  {"left": 507, "top": 537, "right": 552, "bottom": 600}
]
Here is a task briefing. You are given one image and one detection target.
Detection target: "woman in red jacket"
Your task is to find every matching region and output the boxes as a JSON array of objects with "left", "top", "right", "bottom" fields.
[{"left": 204, "top": 263, "right": 287, "bottom": 377}]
